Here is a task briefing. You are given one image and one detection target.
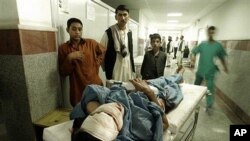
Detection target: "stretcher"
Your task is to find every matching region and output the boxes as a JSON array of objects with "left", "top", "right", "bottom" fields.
[{"left": 43, "top": 83, "right": 207, "bottom": 141}]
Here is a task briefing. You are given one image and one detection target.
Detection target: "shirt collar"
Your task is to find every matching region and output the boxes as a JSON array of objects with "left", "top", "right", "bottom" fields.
[
  {"left": 67, "top": 38, "right": 85, "bottom": 47},
  {"left": 150, "top": 50, "right": 160, "bottom": 57},
  {"left": 154, "top": 51, "right": 160, "bottom": 57}
]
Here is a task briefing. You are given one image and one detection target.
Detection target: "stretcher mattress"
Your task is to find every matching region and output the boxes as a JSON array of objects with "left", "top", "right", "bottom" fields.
[
  {"left": 43, "top": 84, "right": 207, "bottom": 141},
  {"left": 163, "top": 84, "right": 207, "bottom": 141}
]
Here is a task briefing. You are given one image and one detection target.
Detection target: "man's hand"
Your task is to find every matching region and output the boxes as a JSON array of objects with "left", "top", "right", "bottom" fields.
[
  {"left": 190, "top": 55, "right": 196, "bottom": 68},
  {"left": 68, "top": 51, "right": 84, "bottom": 61},
  {"left": 190, "top": 61, "right": 195, "bottom": 68}
]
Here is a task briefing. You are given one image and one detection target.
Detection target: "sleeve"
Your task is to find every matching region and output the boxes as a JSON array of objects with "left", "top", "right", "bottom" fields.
[
  {"left": 58, "top": 45, "right": 75, "bottom": 76},
  {"left": 95, "top": 41, "right": 107, "bottom": 67},
  {"left": 191, "top": 42, "right": 201, "bottom": 55},
  {"left": 181, "top": 41, "right": 187, "bottom": 51},
  {"left": 100, "top": 32, "right": 108, "bottom": 48},
  {"left": 217, "top": 43, "right": 227, "bottom": 60},
  {"left": 100, "top": 32, "right": 108, "bottom": 71},
  {"left": 163, "top": 54, "right": 167, "bottom": 66},
  {"left": 141, "top": 54, "right": 147, "bottom": 77},
  {"left": 170, "top": 42, "right": 174, "bottom": 52}
]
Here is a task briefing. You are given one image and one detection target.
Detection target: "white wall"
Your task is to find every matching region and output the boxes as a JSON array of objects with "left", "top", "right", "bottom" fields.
[
  {"left": 16, "top": 0, "right": 52, "bottom": 28},
  {"left": 184, "top": 0, "right": 250, "bottom": 40},
  {"left": 183, "top": 0, "right": 250, "bottom": 116},
  {"left": 0, "top": 0, "right": 19, "bottom": 28}
]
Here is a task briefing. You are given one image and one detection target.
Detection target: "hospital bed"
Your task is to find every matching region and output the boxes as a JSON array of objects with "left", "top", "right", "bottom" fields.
[{"left": 43, "top": 83, "right": 207, "bottom": 141}]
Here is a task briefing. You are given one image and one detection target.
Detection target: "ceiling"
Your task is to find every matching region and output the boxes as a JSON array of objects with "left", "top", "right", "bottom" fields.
[{"left": 101, "top": 0, "right": 228, "bottom": 31}]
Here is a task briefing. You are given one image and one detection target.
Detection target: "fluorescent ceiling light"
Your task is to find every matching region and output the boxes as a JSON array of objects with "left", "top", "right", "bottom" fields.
[
  {"left": 167, "top": 13, "right": 183, "bottom": 17},
  {"left": 167, "top": 20, "right": 179, "bottom": 23}
]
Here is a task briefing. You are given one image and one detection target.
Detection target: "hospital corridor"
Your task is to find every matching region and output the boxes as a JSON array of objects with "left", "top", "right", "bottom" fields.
[{"left": 0, "top": 0, "right": 250, "bottom": 141}]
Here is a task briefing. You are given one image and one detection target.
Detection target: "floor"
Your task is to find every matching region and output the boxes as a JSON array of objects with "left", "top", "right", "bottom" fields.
[{"left": 0, "top": 58, "right": 244, "bottom": 141}]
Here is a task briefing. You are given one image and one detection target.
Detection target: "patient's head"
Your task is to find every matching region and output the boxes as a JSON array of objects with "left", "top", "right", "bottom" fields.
[{"left": 73, "top": 103, "right": 124, "bottom": 141}]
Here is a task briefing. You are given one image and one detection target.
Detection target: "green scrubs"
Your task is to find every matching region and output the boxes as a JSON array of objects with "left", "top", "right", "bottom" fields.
[{"left": 192, "top": 41, "right": 226, "bottom": 108}]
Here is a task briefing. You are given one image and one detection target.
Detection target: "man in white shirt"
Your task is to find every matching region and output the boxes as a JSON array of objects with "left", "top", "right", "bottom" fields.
[
  {"left": 166, "top": 36, "right": 174, "bottom": 67},
  {"left": 177, "top": 35, "right": 186, "bottom": 66},
  {"left": 100, "top": 5, "right": 135, "bottom": 82},
  {"left": 173, "top": 36, "right": 179, "bottom": 59}
]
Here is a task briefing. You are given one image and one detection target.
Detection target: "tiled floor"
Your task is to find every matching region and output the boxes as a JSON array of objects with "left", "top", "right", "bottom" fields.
[{"left": 166, "top": 59, "right": 241, "bottom": 141}]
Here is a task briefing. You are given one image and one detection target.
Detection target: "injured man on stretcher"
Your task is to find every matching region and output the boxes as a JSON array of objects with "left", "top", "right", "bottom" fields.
[{"left": 70, "top": 66, "right": 185, "bottom": 141}]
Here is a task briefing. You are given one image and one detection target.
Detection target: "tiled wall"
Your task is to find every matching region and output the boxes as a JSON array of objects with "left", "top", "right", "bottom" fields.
[
  {"left": 0, "top": 29, "right": 60, "bottom": 140},
  {"left": 0, "top": 55, "right": 35, "bottom": 140},
  {"left": 216, "top": 40, "right": 250, "bottom": 123}
]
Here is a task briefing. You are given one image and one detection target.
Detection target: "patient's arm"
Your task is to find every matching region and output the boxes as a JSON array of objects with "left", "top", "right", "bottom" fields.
[
  {"left": 86, "top": 101, "right": 101, "bottom": 114},
  {"left": 130, "top": 79, "right": 169, "bottom": 130}
]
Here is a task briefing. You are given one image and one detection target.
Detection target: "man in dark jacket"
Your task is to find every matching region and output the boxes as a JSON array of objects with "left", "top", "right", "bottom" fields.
[{"left": 141, "top": 34, "right": 167, "bottom": 80}]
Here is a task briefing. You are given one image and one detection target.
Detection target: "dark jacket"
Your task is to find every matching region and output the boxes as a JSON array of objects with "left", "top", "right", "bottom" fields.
[
  {"left": 104, "top": 28, "right": 135, "bottom": 80},
  {"left": 141, "top": 50, "right": 167, "bottom": 80}
]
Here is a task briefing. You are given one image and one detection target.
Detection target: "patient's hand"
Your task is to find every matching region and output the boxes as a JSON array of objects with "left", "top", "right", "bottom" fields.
[
  {"left": 130, "top": 79, "right": 169, "bottom": 130},
  {"left": 129, "top": 79, "right": 154, "bottom": 98}
]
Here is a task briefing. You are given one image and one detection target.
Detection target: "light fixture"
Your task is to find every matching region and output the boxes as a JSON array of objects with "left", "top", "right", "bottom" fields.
[
  {"left": 167, "top": 13, "right": 183, "bottom": 17},
  {"left": 167, "top": 20, "right": 179, "bottom": 23}
]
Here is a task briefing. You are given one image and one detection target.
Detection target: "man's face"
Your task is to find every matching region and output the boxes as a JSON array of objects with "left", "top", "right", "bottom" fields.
[
  {"left": 168, "top": 36, "right": 172, "bottom": 41},
  {"left": 115, "top": 10, "right": 129, "bottom": 26},
  {"left": 207, "top": 29, "right": 215, "bottom": 40},
  {"left": 67, "top": 22, "right": 83, "bottom": 41},
  {"left": 151, "top": 38, "right": 161, "bottom": 51},
  {"left": 180, "top": 36, "right": 184, "bottom": 40}
]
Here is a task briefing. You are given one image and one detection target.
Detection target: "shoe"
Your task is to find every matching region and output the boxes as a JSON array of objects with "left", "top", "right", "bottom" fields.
[{"left": 205, "top": 107, "right": 213, "bottom": 116}]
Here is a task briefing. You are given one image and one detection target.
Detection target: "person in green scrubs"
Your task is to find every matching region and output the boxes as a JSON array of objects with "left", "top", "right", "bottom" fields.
[{"left": 191, "top": 26, "right": 228, "bottom": 111}]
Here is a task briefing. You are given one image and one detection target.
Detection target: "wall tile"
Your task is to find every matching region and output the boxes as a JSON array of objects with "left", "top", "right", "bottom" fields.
[
  {"left": 0, "top": 55, "right": 36, "bottom": 140},
  {"left": 23, "top": 52, "right": 61, "bottom": 121},
  {"left": 0, "top": 29, "right": 22, "bottom": 55},
  {"left": 0, "top": 29, "right": 57, "bottom": 55},
  {"left": 238, "top": 40, "right": 250, "bottom": 51},
  {"left": 20, "top": 29, "right": 56, "bottom": 55}
]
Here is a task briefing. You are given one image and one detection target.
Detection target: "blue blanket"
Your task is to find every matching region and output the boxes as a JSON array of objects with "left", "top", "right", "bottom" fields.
[{"left": 71, "top": 74, "right": 183, "bottom": 141}]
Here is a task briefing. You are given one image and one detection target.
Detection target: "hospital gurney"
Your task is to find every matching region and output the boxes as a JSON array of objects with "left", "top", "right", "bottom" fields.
[{"left": 43, "top": 83, "right": 207, "bottom": 141}]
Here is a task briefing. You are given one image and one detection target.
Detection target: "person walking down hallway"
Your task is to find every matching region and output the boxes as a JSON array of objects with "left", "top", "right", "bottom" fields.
[
  {"left": 145, "top": 34, "right": 152, "bottom": 52},
  {"left": 141, "top": 34, "right": 167, "bottom": 80},
  {"left": 101, "top": 5, "right": 135, "bottom": 82},
  {"left": 166, "top": 36, "right": 173, "bottom": 67},
  {"left": 191, "top": 26, "right": 228, "bottom": 112},
  {"left": 161, "top": 36, "right": 167, "bottom": 52},
  {"left": 173, "top": 36, "right": 179, "bottom": 59},
  {"left": 58, "top": 18, "right": 106, "bottom": 106},
  {"left": 177, "top": 35, "right": 185, "bottom": 66}
]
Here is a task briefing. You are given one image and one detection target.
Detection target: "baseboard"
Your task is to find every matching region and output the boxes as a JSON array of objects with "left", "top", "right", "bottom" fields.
[{"left": 216, "top": 87, "right": 250, "bottom": 124}]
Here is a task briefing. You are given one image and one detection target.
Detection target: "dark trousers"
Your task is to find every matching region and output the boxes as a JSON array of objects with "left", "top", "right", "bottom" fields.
[{"left": 173, "top": 48, "right": 178, "bottom": 58}]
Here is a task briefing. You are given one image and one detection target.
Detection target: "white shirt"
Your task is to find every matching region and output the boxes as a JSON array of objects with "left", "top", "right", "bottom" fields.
[
  {"left": 174, "top": 40, "right": 179, "bottom": 48},
  {"left": 178, "top": 40, "right": 186, "bottom": 52}
]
